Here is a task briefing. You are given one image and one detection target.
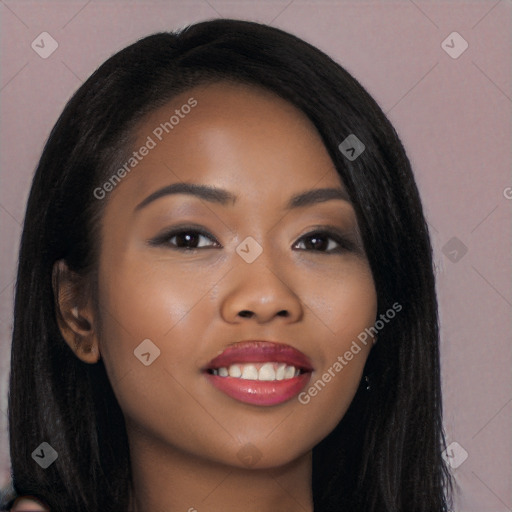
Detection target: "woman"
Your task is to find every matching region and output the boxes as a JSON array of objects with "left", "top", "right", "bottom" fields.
[{"left": 2, "top": 19, "right": 453, "bottom": 511}]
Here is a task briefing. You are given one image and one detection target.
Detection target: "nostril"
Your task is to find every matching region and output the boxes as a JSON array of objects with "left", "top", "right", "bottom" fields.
[{"left": 238, "top": 310, "right": 253, "bottom": 318}]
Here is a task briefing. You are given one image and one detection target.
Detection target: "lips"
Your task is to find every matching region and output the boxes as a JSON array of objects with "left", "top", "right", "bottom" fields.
[{"left": 203, "top": 340, "right": 313, "bottom": 406}]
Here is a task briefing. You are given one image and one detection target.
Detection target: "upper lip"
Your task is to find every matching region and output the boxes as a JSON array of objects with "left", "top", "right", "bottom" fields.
[{"left": 204, "top": 340, "right": 314, "bottom": 372}]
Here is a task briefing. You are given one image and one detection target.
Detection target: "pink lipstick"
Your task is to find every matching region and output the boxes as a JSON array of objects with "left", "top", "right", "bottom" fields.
[{"left": 203, "top": 341, "right": 313, "bottom": 406}]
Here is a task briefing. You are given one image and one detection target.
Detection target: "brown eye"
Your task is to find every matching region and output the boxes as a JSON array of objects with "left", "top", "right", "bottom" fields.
[
  {"left": 149, "top": 226, "right": 220, "bottom": 251},
  {"left": 293, "top": 229, "right": 355, "bottom": 254},
  {"left": 172, "top": 231, "right": 205, "bottom": 249}
]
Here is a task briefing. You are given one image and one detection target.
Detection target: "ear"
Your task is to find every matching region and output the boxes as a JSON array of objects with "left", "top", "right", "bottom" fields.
[{"left": 52, "top": 259, "right": 100, "bottom": 364}]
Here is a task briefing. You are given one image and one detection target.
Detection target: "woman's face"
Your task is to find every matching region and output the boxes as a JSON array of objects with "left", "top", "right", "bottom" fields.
[{"left": 93, "top": 81, "right": 377, "bottom": 469}]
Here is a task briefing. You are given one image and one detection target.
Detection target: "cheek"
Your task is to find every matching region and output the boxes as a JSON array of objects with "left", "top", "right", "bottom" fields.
[
  {"left": 94, "top": 252, "right": 220, "bottom": 396},
  {"left": 291, "top": 262, "right": 377, "bottom": 433},
  {"left": 93, "top": 255, "right": 235, "bottom": 456},
  {"left": 98, "top": 250, "right": 218, "bottom": 330},
  {"left": 301, "top": 260, "right": 377, "bottom": 346}
]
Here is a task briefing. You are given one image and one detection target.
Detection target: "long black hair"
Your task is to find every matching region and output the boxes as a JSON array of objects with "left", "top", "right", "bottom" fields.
[{"left": 3, "top": 18, "right": 453, "bottom": 511}]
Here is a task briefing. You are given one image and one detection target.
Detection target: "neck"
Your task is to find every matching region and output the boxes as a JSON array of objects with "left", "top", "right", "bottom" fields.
[{"left": 126, "top": 426, "right": 314, "bottom": 512}]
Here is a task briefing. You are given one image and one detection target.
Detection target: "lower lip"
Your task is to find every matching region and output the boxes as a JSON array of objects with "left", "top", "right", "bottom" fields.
[{"left": 204, "top": 372, "right": 311, "bottom": 406}]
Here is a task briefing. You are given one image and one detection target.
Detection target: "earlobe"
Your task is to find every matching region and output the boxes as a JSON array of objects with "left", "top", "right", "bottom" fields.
[{"left": 52, "top": 260, "right": 101, "bottom": 364}]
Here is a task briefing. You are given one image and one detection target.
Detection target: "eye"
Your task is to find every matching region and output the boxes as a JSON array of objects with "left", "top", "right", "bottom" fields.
[
  {"left": 293, "top": 228, "right": 355, "bottom": 254},
  {"left": 149, "top": 226, "right": 221, "bottom": 251},
  {"left": 149, "top": 225, "right": 357, "bottom": 254}
]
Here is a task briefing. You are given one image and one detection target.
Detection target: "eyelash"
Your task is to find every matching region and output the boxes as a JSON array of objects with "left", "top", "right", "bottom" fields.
[{"left": 148, "top": 225, "right": 356, "bottom": 254}]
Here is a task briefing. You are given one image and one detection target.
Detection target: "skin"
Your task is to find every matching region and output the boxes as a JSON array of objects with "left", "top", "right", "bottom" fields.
[
  {"left": 52, "top": 81, "right": 378, "bottom": 512},
  {"left": 10, "top": 497, "right": 48, "bottom": 511}
]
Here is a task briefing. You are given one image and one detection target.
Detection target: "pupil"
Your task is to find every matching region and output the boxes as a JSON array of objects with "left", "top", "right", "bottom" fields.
[
  {"left": 178, "top": 232, "right": 198, "bottom": 247},
  {"left": 309, "top": 235, "right": 326, "bottom": 250}
]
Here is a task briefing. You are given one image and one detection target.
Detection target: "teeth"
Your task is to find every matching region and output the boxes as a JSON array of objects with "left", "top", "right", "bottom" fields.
[
  {"left": 284, "top": 365, "right": 296, "bottom": 379},
  {"left": 258, "top": 362, "right": 276, "bottom": 381},
  {"left": 213, "top": 363, "right": 301, "bottom": 381},
  {"left": 241, "top": 365, "right": 259, "bottom": 380},
  {"left": 228, "top": 364, "right": 242, "bottom": 378}
]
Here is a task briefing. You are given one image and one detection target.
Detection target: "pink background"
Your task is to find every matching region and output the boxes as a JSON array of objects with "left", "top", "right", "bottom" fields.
[{"left": 0, "top": 1, "right": 510, "bottom": 510}]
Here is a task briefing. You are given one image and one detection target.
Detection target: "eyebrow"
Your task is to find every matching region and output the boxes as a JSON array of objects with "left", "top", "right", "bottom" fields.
[{"left": 134, "top": 182, "right": 351, "bottom": 212}]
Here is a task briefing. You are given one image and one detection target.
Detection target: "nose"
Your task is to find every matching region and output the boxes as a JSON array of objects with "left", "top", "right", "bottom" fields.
[{"left": 220, "top": 258, "right": 303, "bottom": 324}]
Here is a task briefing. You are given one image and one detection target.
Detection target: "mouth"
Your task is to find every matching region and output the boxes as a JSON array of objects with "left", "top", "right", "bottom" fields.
[{"left": 203, "top": 341, "right": 313, "bottom": 406}]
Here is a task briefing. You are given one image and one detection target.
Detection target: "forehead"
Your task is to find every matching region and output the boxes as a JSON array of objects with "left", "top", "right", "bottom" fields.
[{"left": 109, "top": 81, "right": 344, "bottom": 210}]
